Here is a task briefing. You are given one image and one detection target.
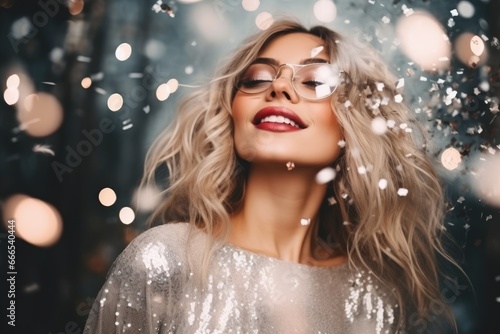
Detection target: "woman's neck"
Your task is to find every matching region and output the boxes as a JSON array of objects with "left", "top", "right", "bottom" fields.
[{"left": 228, "top": 162, "right": 329, "bottom": 265}]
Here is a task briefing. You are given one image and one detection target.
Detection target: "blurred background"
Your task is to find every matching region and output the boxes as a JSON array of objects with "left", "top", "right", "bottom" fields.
[{"left": 0, "top": 0, "right": 499, "bottom": 333}]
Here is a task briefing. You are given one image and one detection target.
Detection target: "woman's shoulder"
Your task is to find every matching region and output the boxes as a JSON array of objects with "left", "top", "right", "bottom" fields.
[
  {"left": 109, "top": 223, "right": 193, "bottom": 282},
  {"left": 132, "top": 222, "right": 191, "bottom": 248}
]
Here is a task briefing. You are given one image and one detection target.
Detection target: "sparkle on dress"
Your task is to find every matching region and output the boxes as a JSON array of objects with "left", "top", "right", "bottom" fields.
[{"left": 84, "top": 223, "right": 399, "bottom": 333}]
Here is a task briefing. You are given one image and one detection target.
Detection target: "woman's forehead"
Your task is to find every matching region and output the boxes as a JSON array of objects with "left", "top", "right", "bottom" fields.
[{"left": 258, "top": 33, "right": 329, "bottom": 63}]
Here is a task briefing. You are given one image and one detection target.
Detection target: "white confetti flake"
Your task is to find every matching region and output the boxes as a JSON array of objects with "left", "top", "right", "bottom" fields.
[
  {"left": 382, "top": 16, "right": 390, "bottom": 24},
  {"left": 450, "top": 9, "right": 459, "bottom": 17},
  {"left": 394, "top": 94, "right": 403, "bottom": 103},
  {"left": 396, "top": 78, "right": 404, "bottom": 88},
  {"left": 143, "top": 105, "right": 150, "bottom": 113},
  {"left": 357, "top": 166, "right": 367, "bottom": 174},
  {"left": 378, "top": 179, "right": 388, "bottom": 190},
  {"left": 338, "top": 140, "right": 346, "bottom": 148},
  {"left": 464, "top": 223, "right": 470, "bottom": 230},
  {"left": 122, "top": 123, "right": 133, "bottom": 130},
  {"left": 387, "top": 119, "right": 396, "bottom": 128},
  {"left": 310, "top": 45, "right": 324, "bottom": 57},
  {"left": 457, "top": 196, "right": 465, "bottom": 203},
  {"left": 315, "top": 167, "right": 336, "bottom": 184},
  {"left": 375, "top": 82, "right": 385, "bottom": 91},
  {"left": 33, "top": 144, "right": 55, "bottom": 156},
  {"left": 397, "top": 188, "right": 409, "bottom": 196},
  {"left": 77, "top": 55, "right": 91, "bottom": 62},
  {"left": 371, "top": 117, "right": 387, "bottom": 135},
  {"left": 327, "top": 197, "right": 337, "bottom": 205},
  {"left": 300, "top": 218, "right": 311, "bottom": 226}
]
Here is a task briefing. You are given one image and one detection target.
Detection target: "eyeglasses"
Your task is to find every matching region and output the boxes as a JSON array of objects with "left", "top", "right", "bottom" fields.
[{"left": 236, "top": 63, "right": 345, "bottom": 100}]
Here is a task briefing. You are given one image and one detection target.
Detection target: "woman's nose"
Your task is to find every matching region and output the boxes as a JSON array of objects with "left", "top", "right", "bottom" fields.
[{"left": 265, "top": 66, "right": 300, "bottom": 102}]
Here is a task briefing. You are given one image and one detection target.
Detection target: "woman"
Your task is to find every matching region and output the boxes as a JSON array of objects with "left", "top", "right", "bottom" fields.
[{"left": 84, "top": 20, "right": 459, "bottom": 333}]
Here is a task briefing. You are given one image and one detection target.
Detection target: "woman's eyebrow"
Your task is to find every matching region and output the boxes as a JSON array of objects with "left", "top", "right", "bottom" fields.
[{"left": 252, "top": 57, "right": 330, "bottom": 65}]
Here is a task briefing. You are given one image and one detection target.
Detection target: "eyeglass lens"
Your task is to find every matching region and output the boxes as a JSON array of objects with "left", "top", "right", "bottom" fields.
[{"left": 237, "top": 63, "right": 342, "bottom": 100}]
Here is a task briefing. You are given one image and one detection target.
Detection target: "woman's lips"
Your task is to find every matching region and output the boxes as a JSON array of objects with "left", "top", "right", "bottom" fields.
[{"left": 252, "top": 107, "right": 307, "bottom": 132}]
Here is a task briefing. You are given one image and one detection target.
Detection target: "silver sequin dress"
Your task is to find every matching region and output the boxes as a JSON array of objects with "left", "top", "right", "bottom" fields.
[{"left": 84, "top": 223, "right": 399, "bottom": 333}]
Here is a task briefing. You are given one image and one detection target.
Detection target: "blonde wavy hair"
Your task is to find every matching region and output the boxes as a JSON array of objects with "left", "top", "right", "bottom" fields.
[{"left": 142, "top": 19, "right": 460, "bottom": 330}]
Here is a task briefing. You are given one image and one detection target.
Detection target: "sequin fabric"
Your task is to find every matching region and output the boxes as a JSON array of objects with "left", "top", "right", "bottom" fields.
[{"left": 84, "top": 223, "right": 399, "bottom": 333}]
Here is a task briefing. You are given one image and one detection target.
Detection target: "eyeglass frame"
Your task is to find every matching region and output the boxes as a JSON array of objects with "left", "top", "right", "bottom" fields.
[{"left": 235, "top": 61, "right": 347, "bottom": 101}]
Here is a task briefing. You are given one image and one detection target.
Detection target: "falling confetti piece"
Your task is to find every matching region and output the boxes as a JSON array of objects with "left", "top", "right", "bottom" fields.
[
  {"left": 397, "top": 188, "right": 409, "bottom": 196},
  {"left": 310, "top": 45, "right": 324, "bottom": 57},
  {"left": 327, "top": 197, "right": 337, "bottom": 205},
  {"left": 286, "top": 161, "right": 295, "bottom": 171},
  {"left": 457, "top": 196, "right": 465, "bottom": 203},
  {"left": 33, "top": 144, "right": 55, "bottom": 156},
  {"left": 378, "top": 179, "right": 388, "bottom": 190},
  {"left": 128, "top": 73, "right": 143, "bottom": 78},
  {"left": 371, "top": 117, "right": 387, "bottom": 135},
  {"left": 94, "top": 87, "right": 107, "bottom": 95},
  {"left": 396, "top": 78, "right": 404, "bottom": 88},
  {"left": 315, "top": 167, "right": 336, "bottom": 184},
  {"left": 394, "top": 94, "right": 403, "bottom": 103},
  {"left": 337, "top": 140, "right": 346, "bottom": 148},
  {"left": 77, "top": 56, "right": 91, "bottom": 62},
  {"left": 122, "top": 124, "right": 133, "bottom": 130},
  {"left": 42, "top": 82, "right": 56, "bottom": 86},
  {"left": 143, "top": 105, "right": 150, "bottom": 114},
  {"left": 300, "top": 218, "right": 311, "bottom": 226}
]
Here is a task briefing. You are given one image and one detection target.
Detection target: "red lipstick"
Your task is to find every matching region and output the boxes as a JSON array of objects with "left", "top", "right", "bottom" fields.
[{"left": 252, "top": 107, "right": 307, "bottom": 132}]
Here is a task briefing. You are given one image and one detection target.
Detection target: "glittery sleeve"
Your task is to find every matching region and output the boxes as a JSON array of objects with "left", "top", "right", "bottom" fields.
[{"left": 83, "top": 224, "right": 188, "bottom": 334}]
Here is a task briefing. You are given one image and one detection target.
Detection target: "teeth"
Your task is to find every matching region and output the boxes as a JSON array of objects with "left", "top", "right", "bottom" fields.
[{"left": 260, "top": 115, "right": 300, "bottom": 128}]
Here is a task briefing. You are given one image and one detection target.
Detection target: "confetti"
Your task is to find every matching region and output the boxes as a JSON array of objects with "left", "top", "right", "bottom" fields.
[
  {"left": 42, "top": 82, "right": 56, "bottom": 86},
  {"left": 337, "top": 140, "right": 346, "bottom": 148},
  {"left": 77, "top": 56, "right": 91, "bottom": 62},
  {"left": 395, "top": 78, "right": 404, "bottom": 88},
  {"left": 286, "top": 161, "right": 295, "bottom": 171},
  {"left": 327, "top": 197, "right": 337, "bottom": 205},
  {"left": 315, "top": 167, "right": 336, "bottom": 184},
  {"left": 310, "top": 45, "right": 324, "bottom": 57},
  {"left": 397, "top": 188, "right": 409, "bottom": 196},
  {"left": 378, "top": 179, "right": 388, "bottom": 190},
  {"left": 143, "top": 105, "right": 150, "bottom": 114},
  {"left": 33, "top": 144, "right": 55, "bottom": 156},
  {"left": 394, "top": 94, "right": 403, "bottom": 103},
  {"left": 122, "top": 124, "right": 133, "bottom": 130},
  {"left": 371, "top": 117, "right": 387, "bottom": 135},
  {"left": 300, "top": 218, "right": 311, "bottom": 226}
]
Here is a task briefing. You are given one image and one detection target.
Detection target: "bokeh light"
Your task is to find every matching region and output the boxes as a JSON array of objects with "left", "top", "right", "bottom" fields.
[
  {"left": 166, "top": 78, "right": 179, "bottom": 93},
  {"left": 255, "top": 12, "right": 273, "bottom": 30},
  {"left": 4, "top": 88, "right": 19, "bottom": 105},
  {"left": 314, "top": 0, "right": 337, "bottom": 23},
  {"left": 81, "top": 77, "right": 92, "bottom": 89},
  {"left": 242, "top": 0, "right": 260, "bottom": 12},
  {"left": 17, "top": 92, "right": 63, "bottom": 137},
  {"left": 2, "top": 194, "right": 63, "bottom": 247},
  {"left": 396, "top": 11, "right": 451, "bottom": 71},
  {"left": 457, "top": 1, "right": 475, "bottom": 18},
  {"left": 156, "top": 83, "right": 171, "bottom": 101},
  {"left": 132, "top": 185, "right": 161, "bottom": 213},
  {"left": 470, "top": 155, "right": 500, "bottom": 207},
  {"left": 107, "top": 93, "right": 123, "bottom": 111},
  {"left": 115, "top": 43, "right": 132, "bottom": 61},
  {"left": 119, "top": 207, "right": 135, "bottom": 225},
  {"left": 98, "top": 187, "right": 117, "bottom": 207},
  {"left": 6, "top": 74, "right": 20, "bottom": 88},
  {"left": 191, "top": 4, "right": 228, "bottom": 41},
  {"left": 455, "top": 32, "right": 488, "bottom": 68},
  {"left": 441, "top": 147, "right": 462, "bottom": 171}
]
